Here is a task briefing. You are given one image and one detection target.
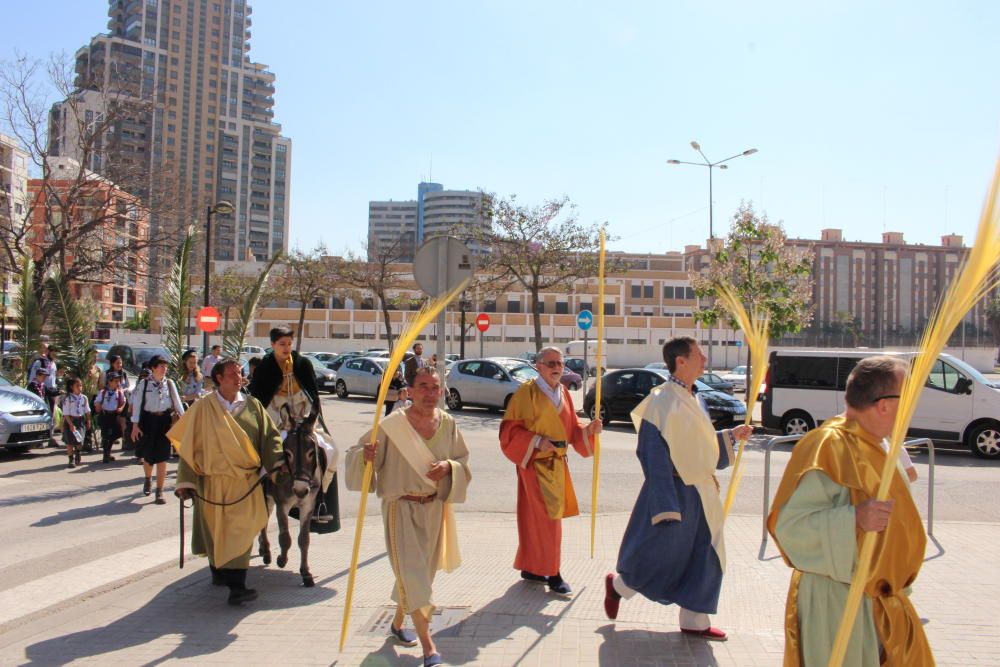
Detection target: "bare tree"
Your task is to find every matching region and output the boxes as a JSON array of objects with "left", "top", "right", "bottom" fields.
[
  {"left": 338, "top": 235, "right": 408, "bottom": 351},
  {"left": 462, "top": 194, "right": 622, "bottom": 352},
  {"left": 0, "top": 53, "right": 182, "bottom": 308},
  {"left": 213, "top": 267, "right": 252, "bottom": 334},
  {"left": 271, "top": 245, "right": 335, "bottom": 352}
]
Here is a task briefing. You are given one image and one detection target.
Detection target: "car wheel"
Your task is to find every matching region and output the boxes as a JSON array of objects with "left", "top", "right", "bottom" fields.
[
  {"left": 501, "top": 394, "right": 513, "bottom": 413},
  {"left": 966, "top": 421, "right": 1000, "bottom": 459},
  {"left": 567, "top": 382, "right": 579, "bottom": 391},
  {"left": 335, "top": 380, "right": 348, "bottom": 399},
  {"left": 589, "top": 402, "right": 610, "bottom": 426},
  {"left": 781, "top": 410, "right": 815, "bottom": 436},
  {"left": 446, "top": 389, "right": 463, "bottom": 411}
]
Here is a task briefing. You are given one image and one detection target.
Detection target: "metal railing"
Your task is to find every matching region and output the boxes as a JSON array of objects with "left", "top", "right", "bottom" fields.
[{"left": 760, "top": 435, "right": 936, "bottom": 554}]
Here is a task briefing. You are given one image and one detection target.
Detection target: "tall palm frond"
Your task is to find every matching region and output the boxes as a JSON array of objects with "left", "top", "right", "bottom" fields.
[
  {"left": 44, "top": 271, "right": 97, "bottom": 394},
  {"left": 13, "top": 257, "right": 43, "bottom": 386},
  {"left": 222, "top": 253, "right": 281, "bottom": 359},
  {"left": 161, "top": 225, "right": 197, "bottom": 380}
]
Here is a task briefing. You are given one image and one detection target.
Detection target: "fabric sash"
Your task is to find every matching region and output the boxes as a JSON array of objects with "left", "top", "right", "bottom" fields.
[
  {"left": 168, "top": 393, "right": 268, "bottom": 566},
  {"left": 631, "top": 383, "right": 726, "bottom": 569},
  {"left": 379, "top": 410, "right": 462, "bottom": 572}
]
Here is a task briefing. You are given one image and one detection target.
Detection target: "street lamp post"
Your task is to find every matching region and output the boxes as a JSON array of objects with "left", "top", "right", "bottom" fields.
[
  {"left": 203, "top": 200, "right": 234, "bottom": 355},
  {"left": 667, "top": 141, "right": 758, "bottom": 370}
]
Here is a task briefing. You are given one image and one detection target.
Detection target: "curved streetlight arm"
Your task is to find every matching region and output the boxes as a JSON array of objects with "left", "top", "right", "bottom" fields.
[
  {"left": 712, "top": 150, "right": 758, "bottom": 167},
  {"left": 667, "top": 159, "right": 711, "bottom": 167}
]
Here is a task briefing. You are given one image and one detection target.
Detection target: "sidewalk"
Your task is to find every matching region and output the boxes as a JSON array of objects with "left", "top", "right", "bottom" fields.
[{"left": 0, "top": 512, "right": 997, "bottom": 666}]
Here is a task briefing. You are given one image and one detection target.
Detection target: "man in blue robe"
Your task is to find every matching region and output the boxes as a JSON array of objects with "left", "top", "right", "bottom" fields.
[{"left": 603, "top": 336, "right": 751, "bottom": 640}]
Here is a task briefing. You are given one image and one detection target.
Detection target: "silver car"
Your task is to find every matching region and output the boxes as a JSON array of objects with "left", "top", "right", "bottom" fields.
[
  {"left": 0, "top": 376, "right": 53, "bottom": 452},
  {"left": 334, "top": 357, "right": 387, "bottom": 399},
  {"left": 445, "top": 359, "right": 539, "bottom": 412}
]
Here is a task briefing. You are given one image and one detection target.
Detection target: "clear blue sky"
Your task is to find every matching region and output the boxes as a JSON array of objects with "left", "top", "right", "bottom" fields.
[{"left": 4, "top": 1, "right": 1000, "bottom": 257}]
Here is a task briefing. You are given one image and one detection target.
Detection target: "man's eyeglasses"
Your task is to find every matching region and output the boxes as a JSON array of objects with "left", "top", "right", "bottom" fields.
[
  {"left": 538, "top": 360, "right": 564, "bottom": 369},
  {"left": 873, "top": 394, "right": 900, "bottom": 403}
]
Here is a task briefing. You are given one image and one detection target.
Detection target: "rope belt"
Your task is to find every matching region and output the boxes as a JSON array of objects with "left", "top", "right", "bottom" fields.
[{"left": 399, "top": 493, "right": 437, "bottom": 504}]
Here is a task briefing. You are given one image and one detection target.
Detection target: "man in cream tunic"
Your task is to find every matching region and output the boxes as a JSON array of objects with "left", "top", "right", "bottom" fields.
[
  {"left": 347, "top": 367, "right": 471, "bottom": 667},
  {"left": 604, "top": 337, "right": 751, "bottom": 641}
]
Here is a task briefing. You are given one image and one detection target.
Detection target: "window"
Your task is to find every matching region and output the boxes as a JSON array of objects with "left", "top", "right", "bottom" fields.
[
  {"left": 555, "top": 302, "right": 569, "bottom": 315},
  {"left": 459, "top": 361, "right": 481, "bottom": 376},
  {"left": 631, "top": 284, "right": 641, "bottom": 298},
  {"left": 612, "top": 372, "right": 636, "bottom": 392},
  {"left": 507, "top": 300, "right": 521, "bottom": 313},
  {"left": 644, "top": 285, "right": 653, "bottom": 298},
  {"left": 603, "top": 303, "right": 615, "bottom": 315},
  {"left": 664, "top": 286, "right": 674, "bottom": 299},
  {"left": 772, "top": 356, "right": 838, "bottom": 389},
  {"left": 926, "top": 360, "right": 964, "bottom": 393}
]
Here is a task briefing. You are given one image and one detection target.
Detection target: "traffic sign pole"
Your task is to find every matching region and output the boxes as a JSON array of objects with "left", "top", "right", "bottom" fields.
[{"left": 583, "top": 329, "right": 589, "bottom": 396}]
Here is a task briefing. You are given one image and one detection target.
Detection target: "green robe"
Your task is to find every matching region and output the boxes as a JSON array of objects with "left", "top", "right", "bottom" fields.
[
  {"left": 773, "top": 469, "right": 880, "bottom": 667},
  {"left": 177, "top": 395, "right": 284, "bottom": 569}
]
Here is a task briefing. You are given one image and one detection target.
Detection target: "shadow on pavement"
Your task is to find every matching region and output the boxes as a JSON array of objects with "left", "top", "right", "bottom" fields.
[
  {"left": 21, "top": 564, "right": 336, "bottom": 666},
  {"left": 0, "top": 470, "right": 173, "bottom": 509},
  {"left": 595, "top": 624, "right": 720, "bottom": 666},
  {"left": 31, "top": 492, "right": 145, "bottom": 527}
]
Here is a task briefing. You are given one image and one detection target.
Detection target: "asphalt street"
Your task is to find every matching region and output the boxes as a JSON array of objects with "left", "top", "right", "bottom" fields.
[{"left": 0, "top": 388, "right": 996, "bottom": 606}]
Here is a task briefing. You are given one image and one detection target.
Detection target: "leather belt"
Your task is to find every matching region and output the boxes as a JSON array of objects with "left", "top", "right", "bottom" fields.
[
  {"left": 145, "top": 410, "right": 169, "bottom": 416},
  {"left": 399, "top": 493, "right": 437, "bottom": 504}
]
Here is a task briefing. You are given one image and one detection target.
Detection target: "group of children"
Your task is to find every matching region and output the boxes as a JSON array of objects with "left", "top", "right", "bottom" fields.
[{"left": 52, "top": 372, "right": 128, "bottom": 469}]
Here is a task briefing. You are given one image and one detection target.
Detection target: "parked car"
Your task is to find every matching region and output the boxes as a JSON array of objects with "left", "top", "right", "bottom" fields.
[
  {"left": 644, "top": 362, "right": 667, "bottom": 370},
  {"left": 583, "top": 368, "right": 746, "bottom": 428},
  {"left": 699, "top": 372, "right": 735, "bottom": 395},
  {"left": 241, "top": 345, "right": 266, "bottom": 356},
  {"left": 301, "top": 356, "right": 338, "bottom": 393},
  {"left": 445, "top": 359, "right": 539, "bottom": 412},
  {"left": 0, "top": 375, "right": 53, "bottom": 452},
  {"left": 445, "top": 354, "right": 461, "bottom": 363},
  {"left": 720, "top": 365, "right": 749, "bottom": 392},
  {"left": 106, "top": 344, "right": 171, "bottom": 375},
  {"left": 303, "top": 351, "right": 344, "bottom": 365},
  {"left": 565, "top": 356, "right": 603, "bottom": 378},
  {"left": 560, "top": 367, "right": 583, "bottom": 391},
  {"left": 762, "top": 349, "right": 1000, "bottom": 459},
  {"left": 325, "top": 353, "right": 363, "bottom": 372},
  {"left": 334, "top": 357, "right": 388, "bottom": 399}
]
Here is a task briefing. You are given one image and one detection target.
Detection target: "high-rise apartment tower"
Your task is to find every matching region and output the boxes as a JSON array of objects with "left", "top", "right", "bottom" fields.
[{"left": 50, "top": 0, "right": 291, "bottom": 276}]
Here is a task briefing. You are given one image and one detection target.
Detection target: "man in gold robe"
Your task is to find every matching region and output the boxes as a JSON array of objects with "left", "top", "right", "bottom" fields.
[
  {"left": 768, "top": 355, "right": 934, "bottom": 666},
  {"left": 171, "top": 357, "right": 284, "bottom": 606},
  {"left": 499, "top": 346, "right": 602, "bottom": 595},
  {"left": 346, "top": 367, "right": 471, "bottom": 667}
]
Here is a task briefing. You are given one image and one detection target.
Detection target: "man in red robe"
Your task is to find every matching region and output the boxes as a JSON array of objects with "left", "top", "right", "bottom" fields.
[{"left": 500, "top": 346, "right": 602, "bottom": 595}]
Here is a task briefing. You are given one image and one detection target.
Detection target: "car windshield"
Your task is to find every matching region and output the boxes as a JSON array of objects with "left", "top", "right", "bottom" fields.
[
  {"left": 494, "top": 358, "right": 526, "bottom": 370},
  {"left": 730, "top": 366, "right": 746, "bottom": 374},
  {"left": 939, "top": 355, "right": 991, "bottom": 385},
  {"left": 510, "top": 365, "right": 539, "bottom": 381}
]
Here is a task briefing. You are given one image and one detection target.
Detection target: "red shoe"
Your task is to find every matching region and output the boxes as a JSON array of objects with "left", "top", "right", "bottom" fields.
[
  {"left": 604, "top": 573, "right": 621, "bottom": 620},
  {"left": 681, "top": 626, "right": 727, "bottom": 641}
]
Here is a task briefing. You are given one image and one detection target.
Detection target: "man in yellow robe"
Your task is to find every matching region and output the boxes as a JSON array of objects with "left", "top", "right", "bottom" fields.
[
  {"left": 768, "top": 355, "right": 934, "bottom": 666},
  {"left": 171, "top": 357, "right": 284, "bottom": 606},
  {"left": 499, "top": 346, "right": 601, "bottom": 595},
  {"left": 346, "top": 367, "right": 471, "bottom": 667}
]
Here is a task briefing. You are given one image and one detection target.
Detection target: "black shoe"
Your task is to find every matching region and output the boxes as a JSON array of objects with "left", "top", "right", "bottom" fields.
[
  {"left": 154, "top": 489, "right": 165, "bottom": 505},
  {"left": 227, "top": 588, "right": 258, "bottom": 606},
  {"left": 547, "top": 574, "right": 572, "bottom": 595},
  {"left": 521, "top": 570, "right": 547, "bottom": 582},
  {"left": 143, "top": 478, "right": 151, "bottom": 496},
  {"left": 74, "top": 452, "right": 81, "bottom": 465},
  {"left": 68, "top": 459, "right": 76, "bottom": 469}
]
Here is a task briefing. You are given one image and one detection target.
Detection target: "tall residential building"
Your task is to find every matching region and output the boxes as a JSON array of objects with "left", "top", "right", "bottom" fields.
[
  {"left": 368, "top": 182, "right": 487, "bottom": 262},
  {"left": 0, "top": 133, "right": 30, "bottom": 245},
  {"left": 51, "top": 0, "right": 290, "bottom": 279}
]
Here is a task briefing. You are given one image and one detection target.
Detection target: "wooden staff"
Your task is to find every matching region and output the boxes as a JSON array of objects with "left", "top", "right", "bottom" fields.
[{"left": 589, "top": 229, "right": 606, "bottom": 558}]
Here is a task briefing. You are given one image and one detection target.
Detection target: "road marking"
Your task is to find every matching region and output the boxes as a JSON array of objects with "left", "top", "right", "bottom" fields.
[{"left": 0, "top": 534, "right": 179, "bottom": 626}]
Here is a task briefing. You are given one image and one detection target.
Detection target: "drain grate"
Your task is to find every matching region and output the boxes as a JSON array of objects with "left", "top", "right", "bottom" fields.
[{"left": 364, "top": 605, "right": 471, "bottom": 637}]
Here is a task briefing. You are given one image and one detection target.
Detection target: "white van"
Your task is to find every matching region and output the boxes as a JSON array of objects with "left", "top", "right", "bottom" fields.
[{"left": 761, "top": 349, "right": 1000, "bottom": 459}]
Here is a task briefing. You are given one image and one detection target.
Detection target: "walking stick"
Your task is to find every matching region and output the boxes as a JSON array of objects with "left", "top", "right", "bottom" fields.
[
  {"left": 179, "top": 497, "right": 186, "bottom": 569},
  {"left": 589, "top": 229, "right": 606, "bottom": 559}
]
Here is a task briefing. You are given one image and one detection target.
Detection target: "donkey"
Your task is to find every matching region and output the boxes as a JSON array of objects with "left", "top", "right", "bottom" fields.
[{"left": 257, "top": 409, "right": 324, "bottom": 587}]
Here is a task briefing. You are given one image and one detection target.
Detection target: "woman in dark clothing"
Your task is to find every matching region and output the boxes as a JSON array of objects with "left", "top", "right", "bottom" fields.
[{"left": 248, "top": 327, "right": 340, "bottom": 533}]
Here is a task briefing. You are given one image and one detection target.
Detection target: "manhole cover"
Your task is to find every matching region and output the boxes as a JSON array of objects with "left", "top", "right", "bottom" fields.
[{"left": 364, "top": 606, "right": 470, "bottom": 638}]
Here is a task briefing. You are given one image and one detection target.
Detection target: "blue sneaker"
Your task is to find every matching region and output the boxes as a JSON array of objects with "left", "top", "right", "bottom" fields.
[
  {"left": 423, "top": 653, "right": 443, "bottom": 667},
  {"left": 390, "top": 623, "right": 418, "bottom": 647}
]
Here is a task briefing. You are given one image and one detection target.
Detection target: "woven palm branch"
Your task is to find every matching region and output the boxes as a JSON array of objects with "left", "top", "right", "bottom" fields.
[
  {"left": 711, "top": 281, "right": 771, "bottom": 518},
  {"left": 828, "top": 157, "right": 1000, "bottom": 667},
  {"left": 44, "top": 271, "right": 97, "bottom": 394},
  {"left": 339, "top": 276, "right": 470, "bottom": 652},
  {"left": 13, "top": 257, "right": 43, "bottom": 386},
  {"left": 222, "top": 253, "right": 281, "bottom": 359},
  {"left": 161, "top": 225, "right": 198, "bottom": 380}
]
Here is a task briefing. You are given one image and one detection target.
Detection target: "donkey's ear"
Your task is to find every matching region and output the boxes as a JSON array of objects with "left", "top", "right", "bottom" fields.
[{"left": 304, "top": 409, "right": 319, "bottom": 429}]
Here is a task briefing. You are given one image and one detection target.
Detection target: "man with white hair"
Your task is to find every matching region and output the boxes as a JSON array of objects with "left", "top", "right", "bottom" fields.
[{"left": 499, "top": 345, "right": 602, "bottom": 595}]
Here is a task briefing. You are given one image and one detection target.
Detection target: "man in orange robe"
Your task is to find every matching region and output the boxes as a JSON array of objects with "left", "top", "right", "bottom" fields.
[{"left": 500, "top": 346, "right": 602, "bottom": 595}]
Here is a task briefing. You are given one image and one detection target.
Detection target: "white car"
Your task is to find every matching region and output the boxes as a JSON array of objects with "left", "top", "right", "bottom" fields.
[{"left": 720, "top": 365, "right": 749, "bottom": 392}]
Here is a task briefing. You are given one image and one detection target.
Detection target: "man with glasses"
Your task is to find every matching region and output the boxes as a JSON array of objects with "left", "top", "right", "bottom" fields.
[
  {"left": 499, "top": 346, "right": 602, "bottom": 595},
  {"left": 767, "top": 355, "right": 933, "bottom": 666}
]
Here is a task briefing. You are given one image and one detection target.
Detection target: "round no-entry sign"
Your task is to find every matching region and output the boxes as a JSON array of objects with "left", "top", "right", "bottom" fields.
[
  {"left": 475, "top": 313, "right": 490, "bottom": 332},
  {"left": 196, "top": 306, "right": 222, "bottom": 333}
]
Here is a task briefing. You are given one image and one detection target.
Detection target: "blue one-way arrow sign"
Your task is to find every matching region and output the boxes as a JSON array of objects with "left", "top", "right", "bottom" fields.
[{"left": 577, "top": 309, "right": 594, "bottom": 331}]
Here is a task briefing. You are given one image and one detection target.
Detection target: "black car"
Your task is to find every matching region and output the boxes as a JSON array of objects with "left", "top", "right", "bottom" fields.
[
  {"left": 583, "top": 368, "right": 747, "bottom": 428},
  {"left": 107, "top": 344, "right": 171, "bottom": 375},
  {"left": 699, "top": 372, "right": 735, "bottom": 395}
]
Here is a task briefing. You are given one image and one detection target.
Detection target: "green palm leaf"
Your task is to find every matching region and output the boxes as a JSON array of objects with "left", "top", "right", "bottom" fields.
[
  {"left": 44, "top": 271, "right": 97, "bottom": 394},
  {"left": 223, "top": 253, "right": 280, "bottom": 359},
  {"left": 13, "top": 257, "right": 43, "bottom": 386},
  {"left": 161, "top": 225, "right": 197, "bottom": 380}
]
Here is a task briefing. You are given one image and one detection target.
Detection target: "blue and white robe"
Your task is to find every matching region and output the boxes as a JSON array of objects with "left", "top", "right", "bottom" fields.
[{"left": 615, "top": 382, "right": 735, "bottom": 614}]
